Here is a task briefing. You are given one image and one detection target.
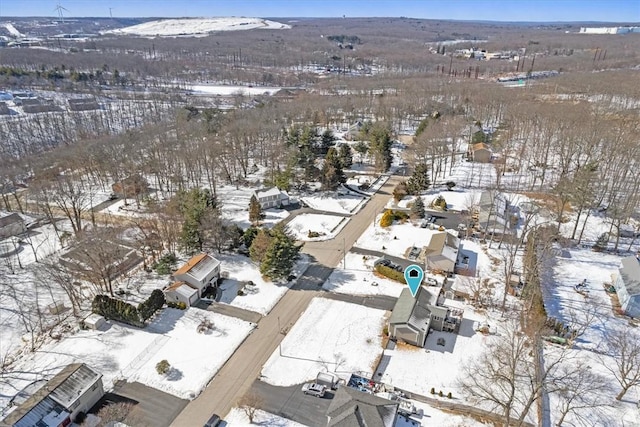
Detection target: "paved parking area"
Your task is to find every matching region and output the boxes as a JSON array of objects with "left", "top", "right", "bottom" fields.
[
  {"left": 91, "top": 380, "right": 188, "bottom": 427},
  {"left": 249, "top": 380, "right": 333, "bottom": 427},
  {"left": 423, "top": 209, "right": 464, "bottom": 231}
]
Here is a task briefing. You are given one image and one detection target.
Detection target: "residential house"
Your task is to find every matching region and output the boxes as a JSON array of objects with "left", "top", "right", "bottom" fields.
[
  {"left": 172, "top": 252, "right": 221, "bottom": 297},
  {"left": 471, "top": 143, "right": 492, "bottom": 163},
  {"left": 388, "top": 286, "right": 450, "bottom": 347},
  {"left": 59, "top": 238, "right": 143, "bottom": 282},
  {"left": 0, "top": 213, "right": 26, "bottom": 239},
  {"left": 615, "top": 256, "right": 640, "bottom": 318},
  {"left": 163, "top": 281, "right": 200, "bottom": 307},
  {"left": 1, "top": 363, "right": 104, "bottom": 427},
  {"left": 253, "top": 187, "right": 290, "bottom": 209},
  {"left": 326, "top": 386, "right": 398, "bottom": 427},
  {"left": 423, "top": 231, "right": 460, "bottom": 274}
]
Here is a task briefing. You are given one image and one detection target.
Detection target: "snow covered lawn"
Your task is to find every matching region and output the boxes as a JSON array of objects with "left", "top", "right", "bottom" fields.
[
  {"left": 301, "top": 193, "right": 366, "bottom": 215},
  {"left": 261, "top": 298, "right": 386, "bottom": 386},
  {"left": 374, "top": 306, "right": 492, "bottom": 399},
  {"left": 286, "top": 214, "right": 348, "bottom": 241},
  {"left": 355, "top": 215, "right": 443, "bottom": 259},
  {"left": 323, "top": 252, "right": 405, "bottom": 297},
  {"left": 216, "top": 254, "right": 310, "bottom": 315},
  {"left": 225, "top": 408, "right": 308, "bottom": 427},
  {"left": 0, "top": 308, "right": 252, "bottom": 408}
]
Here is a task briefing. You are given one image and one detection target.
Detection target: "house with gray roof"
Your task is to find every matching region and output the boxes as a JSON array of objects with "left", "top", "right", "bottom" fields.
[
  {"left": 388, "top": 286, "right": 449, "bottom": 347},
  {"left": 1, "top": 363, "right": 103, "bottom": 427},
  {"left": 615, "top": 256, "right": 640, "bottom": 318},
  {"left": 0, "top": 213, "right": 26, "bottom": 240},
  {"left": 423, "top": 231, "right": 459, "bottom": 274},
  {"left": 253, "top": 187, "right": 290, "bottom": 209},
  {"left": 326, "top": 386, "right": 398, "bottom": 427}
]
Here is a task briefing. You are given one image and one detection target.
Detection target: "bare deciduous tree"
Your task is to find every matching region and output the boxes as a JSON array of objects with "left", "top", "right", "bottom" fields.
[
  {"left": 238, "top": 391, "right": 264, "bottom": 424},
  {"left": 599, "top": 328, "right": 640, "bottom": 401}
]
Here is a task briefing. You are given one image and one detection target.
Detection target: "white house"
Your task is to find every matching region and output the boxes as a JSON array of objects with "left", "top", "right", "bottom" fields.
[
  {"left": 253, "top": 187, "right": 289, "bottom": 209},
  {"left": 0, "top": 213, "right": 26, "bottom": 239},
  {"left": 172, "top": 252, "right": 221, "bottom": 297},
  {"left": 164, "top": 281, "right": 200, "bottom": 307},
  {"left": 423, "top": 230, "right": 460, "bottom": 274},
  {"left": 2, "top": 363, "right": 104, "bottom": 427},
  {"left": 615, "top": 256, "right": 640, "bottom": 318}
]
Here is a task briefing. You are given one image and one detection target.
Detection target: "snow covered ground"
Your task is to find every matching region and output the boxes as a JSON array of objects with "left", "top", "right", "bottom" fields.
[
  {"left": 225, "top": 408, "right": 308, "bottom": 427},
  {"left": 0, "top": 308, "right": 252, "bottom": 410},
  {"left": 301, "top": 193, "right": 366, "bottom": 215},
  {"left": 354, "top": 214, "right": 444, "bottom": 259},
  {"left": 405, "top": 400, "right": 491, "bottom": 427},
  {"left": 286, "top": 213, "right": 348, "bottom": 241},
  {"left": 188, "top": 85, "right": 283, "bottom": 96},
  {"left": 215, "top": 254, "right": 310, "bottom": 315},
  {"left": 323, "top": 252, "right": 405, "bottom": 297},
  {"left": 261, "top": 298, "right": 386, "bottom": 386},
  {"left": 107, "top": 17, "right": 291, "bottom": 37},
  {"left": 374, "top": 306, "right": 496, "bottom": 399}
]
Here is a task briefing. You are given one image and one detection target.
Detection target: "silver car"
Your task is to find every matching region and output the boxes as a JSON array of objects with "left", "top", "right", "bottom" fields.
[{"left": 302, "top": 382, "right": 326, "bottom": 397}]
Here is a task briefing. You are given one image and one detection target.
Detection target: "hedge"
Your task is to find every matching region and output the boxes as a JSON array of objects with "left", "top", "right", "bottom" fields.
[{"left": 375, "top": 264, "right": 407, "bottom": 284}]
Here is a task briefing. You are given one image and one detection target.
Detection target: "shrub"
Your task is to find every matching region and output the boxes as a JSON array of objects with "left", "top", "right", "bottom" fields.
[
  {"left": 156, "top": 360, "right": 170, "bottom": 375},
  {"left": 380, "top": 210, "right": 394, "bottom": 227},
  {"left": 447, "top": 392, "right": 452, "bottom": 399},
  {"left": 375, "top": 265, "right": 406, "bottom": 284},
  {"left": 430, "top": 387, "right": 435, "bottom": 394},
  {"left": 432, "top": 195, "right": 447, "bottom": 210},
  {"left": 383, "top": 326, "right": 389, "bottom": 336},
  {"left": 237, "top": 289, "right": 245, "bottom": 296},
  {"left": 593, "top": 232, "right": 609, "bottom": 252},
  {"left": 308, "top": 231, "right": 321, "bottom": 238},
  {"left": 138, "top": 289, "right": 166, "bottom": 322},
  {"left": 438, "top": 390, "right": 443, "bottom": 397},
  {"left": 92, "top": 295, "right": 143, "bottom": 327},
  {"left": 445, "top": 181, "right": 456, "bottom": 191},
  {"left": 167, "top": 301, "right": 187, "bottom": 310}
]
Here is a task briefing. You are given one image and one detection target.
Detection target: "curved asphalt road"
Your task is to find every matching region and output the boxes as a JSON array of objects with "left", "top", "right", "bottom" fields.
[{"left": 170, "top": 175, "right": 401, "bottom": 426}]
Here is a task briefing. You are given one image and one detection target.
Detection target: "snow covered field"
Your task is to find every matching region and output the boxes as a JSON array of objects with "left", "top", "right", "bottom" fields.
[
  {"left": 108, "top": 17, "right": 291, "bottom": 37},
  {"left": 286, "top": 213, "right": 347, "bottom": 241},
  {"left": 226, "top": 408, "right": 308, "bottom": 426},
  {"left": 261, "top": 298, "right": 386, "bottom": 386},
  {"left": 215, "top": 254, "right": 310, "bottom": 315},
  {"left": 323, "top": 252, "right": 405, "bottom": 297},
  {"left": 301, "top": 193, "right": 366, "bottom": 215},
  {"left": 0, "top": 308, "right": 252, "bottom": 410}
]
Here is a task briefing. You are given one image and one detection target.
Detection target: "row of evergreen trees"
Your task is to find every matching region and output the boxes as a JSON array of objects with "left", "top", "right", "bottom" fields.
[{"left": 92, "top": 289, "right": 166, "bottom": 327}]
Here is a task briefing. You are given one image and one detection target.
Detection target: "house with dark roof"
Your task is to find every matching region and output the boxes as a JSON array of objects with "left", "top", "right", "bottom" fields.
[
  {"left": 326, "top": 386, "right": 398, "bottom": 427},
  {"left": 388, "top": 286, "right": 449, "bottom": 347},
  {"left": 615, "top": 256, "right": 640, "bottom": 318},
  {"left": 1, "top": 363, "right": 103, "bottom": 427},
  {"left": 0, "top": 213, "right": 26, "bottom": 239}
]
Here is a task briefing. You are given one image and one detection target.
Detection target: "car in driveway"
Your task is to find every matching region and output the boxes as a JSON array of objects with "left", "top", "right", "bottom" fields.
[
  {"left": 302, "top": 382, "right": 326, "bottom": 397},
  {"left": 204, "top": 414, "right": 221, "bottom": 427},
  {"left": 374, "top": 258, "right": 392, "bottom": 267}
]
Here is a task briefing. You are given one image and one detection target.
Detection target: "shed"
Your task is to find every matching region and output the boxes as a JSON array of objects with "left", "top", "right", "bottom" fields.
[
  {"left": 471, "top": 143, "right": 492, "bottom": 163},
  {"left": 82, "top": 313, "right": 106, "bottom": 330}
]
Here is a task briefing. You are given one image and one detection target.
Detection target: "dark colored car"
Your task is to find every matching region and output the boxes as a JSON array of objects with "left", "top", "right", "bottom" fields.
[
  {"left": 374, "top": 258, "right": 392, "bottom": 267},
  {"left": 204, "top": 414, "right": 221, "bottom": 427}
]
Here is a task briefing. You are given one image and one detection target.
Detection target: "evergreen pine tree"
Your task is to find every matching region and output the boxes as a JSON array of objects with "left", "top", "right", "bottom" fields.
[
  {"left": 260, "top": 226, "right": 301, "bottom": 280},
  {"left": 407, "top": 163, "right": 431, "bottom": 195},
  {"left": 322, "top": 147, "right": 346, "bottom": 190},
  {"left": 411, "top": 197, "right": 425, "bottom": 219},
  {"left": 249, "top": 195, "right": 263, "bottom": 225},
  {"left": 338, "top": 144, "right": 353, "bottom": 169}
]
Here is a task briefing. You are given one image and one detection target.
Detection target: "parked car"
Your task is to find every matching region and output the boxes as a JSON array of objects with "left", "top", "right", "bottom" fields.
[
  {"left": 374, "top": 258, "right": 392, "bottom": 267},
  {"left": 302, "top": 382, "right": 327, "bottom": 397},
  {"left": 392, "top": 264, "right": 404, "bottom": 272},
  {"left": 204, "top": 414, "right": 221, "bottom": 427},
  {"left": 429, "top": 216, "right": 437, "bottom": 223},
  {"left": 420, "top": 220, "right": 429, "bottom": 228},
  {"left": 425, "top": 277, "right": 438, "bottom": 286}
]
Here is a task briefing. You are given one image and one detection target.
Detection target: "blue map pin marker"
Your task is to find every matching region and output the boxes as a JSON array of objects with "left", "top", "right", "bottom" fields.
[{"left": 404, "top": 264, "right": 424, "bottom": 297}]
